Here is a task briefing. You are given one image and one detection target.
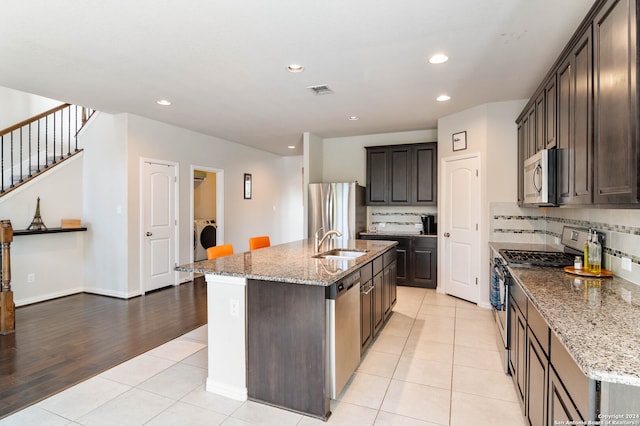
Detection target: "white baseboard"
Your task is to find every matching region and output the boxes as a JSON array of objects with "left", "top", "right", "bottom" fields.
[
  {"left": 206, "top": 378, "right": 248, "bottom": 401},
  {"left": 15, "top": 287, "right": 84, "bottom": 307}
]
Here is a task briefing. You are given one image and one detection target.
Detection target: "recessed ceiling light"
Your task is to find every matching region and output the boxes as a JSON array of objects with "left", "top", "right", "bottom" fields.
[
  {"left": 156, "top": 99, "right": 172, "bottom": 106},
  {"left": 436, "top": 95, "right": 451, "bottom": 102},
  {"left": 287, "top": 64, "right": 304, "bottom": 73},
  {"left": 348, "top": 116, "right": 360, "bottom": 121},
  {"left": 288, "top": 145, "right": 296, "bottom": 149},
  {"left": 429, "top": 53, "right": 449, "bottom": 64}
]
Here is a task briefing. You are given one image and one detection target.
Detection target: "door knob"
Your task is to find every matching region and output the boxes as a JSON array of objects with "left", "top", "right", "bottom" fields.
[
  {"left": 146, "top": 232, "right": 152, "bottom": 236},
  {"left": 444, "top": 232, "right": 450, "bottom": 237}
]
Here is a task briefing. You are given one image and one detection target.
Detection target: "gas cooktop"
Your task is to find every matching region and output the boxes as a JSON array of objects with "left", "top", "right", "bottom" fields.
[{"left": 498, "top": 249, "right": 575, "bottom": 267}]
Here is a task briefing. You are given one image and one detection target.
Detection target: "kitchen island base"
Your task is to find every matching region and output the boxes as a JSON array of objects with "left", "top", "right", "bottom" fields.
[{"left": 247, "top": 279, "right": 329, "bottom": 420}]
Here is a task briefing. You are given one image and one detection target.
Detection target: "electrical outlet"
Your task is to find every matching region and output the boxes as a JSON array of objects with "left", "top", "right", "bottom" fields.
[
  {"left": 622, "top": 257, "right": 633, "bottom": 271},
  {"left": 27, "top": 273, "right": 35, "bottom": 283},
  {"left": 414, "top": 223, "right": 422, "bottom": 229},
  {"left": 229, "top": 299, "right": 239, "bottom": 317},
  {"left": 378, "top": 222, "right": 386, "bottom": 228}
]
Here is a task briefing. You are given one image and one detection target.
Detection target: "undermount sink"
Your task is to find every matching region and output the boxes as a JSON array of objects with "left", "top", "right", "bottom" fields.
[{"left": 313, "top": 248, "right": 368, "bottom": 260}]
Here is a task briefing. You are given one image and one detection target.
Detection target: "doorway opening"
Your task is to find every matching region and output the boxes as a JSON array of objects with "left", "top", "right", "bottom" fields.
[{"left": 192, "top": 166, "right": 224, "bottom": 264}]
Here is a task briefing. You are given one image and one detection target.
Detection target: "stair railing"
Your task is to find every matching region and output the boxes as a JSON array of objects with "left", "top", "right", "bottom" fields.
[{"left": 0, "top": 103, "right": 95, "bottom": 195}]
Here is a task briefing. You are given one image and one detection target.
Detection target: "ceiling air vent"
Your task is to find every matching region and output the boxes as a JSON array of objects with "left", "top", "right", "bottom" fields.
[{"left": 307, "top": 85, "right": 334, "bottom": 96}]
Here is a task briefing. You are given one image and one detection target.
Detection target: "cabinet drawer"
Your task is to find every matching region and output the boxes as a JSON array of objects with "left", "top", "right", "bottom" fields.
[
  {"left": 360, "top": 261, "right": 373, "bottom": 284},
  {"left": 510, "top": 279, "right": 528, "bottom": 318},
  {"left": 373, "top": 256, "right": 383, "bottom": 275},
  {"left": 528, "top": 301, "right": 549, "bottom": 356},
  {"left": 383, "top": 248, "right": 396, "bottom": 267}
]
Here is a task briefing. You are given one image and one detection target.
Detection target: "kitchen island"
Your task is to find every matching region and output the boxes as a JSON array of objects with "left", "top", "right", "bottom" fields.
[{"left": 176, "top": 238, "right": 397, "bottom": 420}]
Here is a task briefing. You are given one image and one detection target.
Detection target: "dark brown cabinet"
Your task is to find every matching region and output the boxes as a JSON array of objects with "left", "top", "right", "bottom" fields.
[
  {"left": 593, "top": 0, "right": 640, "bottom": 204},
  {"left": 366, "top": 143, "right": 437, "bottom": 206},
  {"left": 545, "top": 76, "right": 557, "bottom": 149},
  {"left": 360, "top": 262, "right": 374, "bottom": 353},
  {"left": 517, "top": 0, "right": 640, "bottom": 207},
  {"left": 369, "top": 250, "right": 396, "bottom": 339},
  {"left": 527, "top": 328, "right": 548, "bottom": 426},
  {"left": 360, "top": 235, "right": 437, "bottom": 289},
  {"left": 411, "top": 237, "right": 437, "bottom": 288},
  {"left": 548, "top": 368, "right": 584, "bottom": 424},
  {"left": 509, "top": 281, "right": 527, "bottom": 408},
  {"left": 557, "top": 29, "right": 593, "bottom": 205}
]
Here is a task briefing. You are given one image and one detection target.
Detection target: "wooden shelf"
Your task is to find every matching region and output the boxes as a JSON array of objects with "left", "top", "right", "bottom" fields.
[{"left": 13, "top": 227, "right": 87, "bottom": 236}]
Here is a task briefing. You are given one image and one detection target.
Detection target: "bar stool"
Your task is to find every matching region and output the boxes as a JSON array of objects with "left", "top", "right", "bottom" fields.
[
  {"left": 248, "top": 236, "right": 270, "bottom": 250},
  {"left": 207, "top": 244, "right": 234, "bottom": 259}
]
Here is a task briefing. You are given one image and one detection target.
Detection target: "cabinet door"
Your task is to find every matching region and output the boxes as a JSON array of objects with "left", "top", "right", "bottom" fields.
[
  {"left": 411, "top": 238, "right": 437, "bottom": 289},
  {"left": 545, "top": 76, "right": 557, "bottom": 149},
  {"left": 515, "top": 309, "right": 527, "bottom": 406},
  {"left": 389, "top": 260, "right": 397, "bottom": 307},
  {"left": 389, "top": 147, "right": 411, "bottom": 205},
  {"left": 372, "top": 272, "right": 384, "bottom": 335},
  {"left": 361, "top": 281, "right": 373, "bottom": 353},
  {"left": 395, "top": 241, "right": 409, "bottom": 285},
  {"left": 557, "top": 29, "right": 593, "bottom": 205},
  {"left": 412, "top": 143, "right": 437, "bottom": 205},
  {"left": 366, "top": 148, "right": 389, "bottom": 205},
  {"left": 527, "top": 330, "right": 548, "bottom": 426},
  {"left": 383, "top": 266, "right": 391, "bottom": 319},
  {"left": 548, "top": 368, "right": 583, "bottom": 424},
  {"left": 508, "top": 301, "right": 527, "bottom": 407},
  {"left": 593, "top": 0, "right": 639, "bottom": 204},
  {"left": 535, "top": 92, "right": 545, "bottom": 154},
  {"left": 517, "top": 122, "right": 525, "bottom": 206}
]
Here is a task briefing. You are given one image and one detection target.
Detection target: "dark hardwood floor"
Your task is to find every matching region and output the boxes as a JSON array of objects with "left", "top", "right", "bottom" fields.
[{"left": 0, "top": 280, "right": 207, "bottom": 419}]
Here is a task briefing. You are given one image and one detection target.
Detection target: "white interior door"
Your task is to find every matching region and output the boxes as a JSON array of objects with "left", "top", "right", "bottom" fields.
[
  {"left": 442, "top": 154, "right": 480, "bottom": 303},
  {"left": 142, "top": 160, "right": 177, "bottom": 293}
]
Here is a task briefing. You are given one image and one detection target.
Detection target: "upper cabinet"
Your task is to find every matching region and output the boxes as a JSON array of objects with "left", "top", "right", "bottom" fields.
[
  {"left": 516, "top": 0, "right": 640, "bottom": 207},
  {"left": 366, "top": 143, "right": 437, "bottom": 206},
  {"left": 593, "top": 0, "right": 639, "bottom": 204}
]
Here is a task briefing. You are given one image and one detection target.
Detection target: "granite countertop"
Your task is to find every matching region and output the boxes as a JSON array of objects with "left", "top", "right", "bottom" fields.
[
  {"left": 490, "top": 243, "right": 640, "bottom": 386},
  {"left": 360, "top": 232, "right": 437, "bottom": 238},
  {"left": 176, "top": 239, "right": 397, "bottom": 286}
]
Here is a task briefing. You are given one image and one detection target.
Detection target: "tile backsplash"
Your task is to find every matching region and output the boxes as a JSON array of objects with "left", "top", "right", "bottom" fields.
[
  {"left": 368, "top": 206, "right": 437, "bottom": 234},
  {"left": 490, "top": 202, "right": 640, "bottom": 285}
]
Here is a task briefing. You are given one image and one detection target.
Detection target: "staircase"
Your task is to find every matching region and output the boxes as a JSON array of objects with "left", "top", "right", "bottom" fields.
[{"left": 0, "top": 103, "right": 95, "bottom": 196}]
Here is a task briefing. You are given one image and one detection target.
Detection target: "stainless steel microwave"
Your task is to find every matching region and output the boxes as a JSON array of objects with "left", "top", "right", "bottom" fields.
[{"left": 523, "top": 149, "right": 556, "bottom": 205}]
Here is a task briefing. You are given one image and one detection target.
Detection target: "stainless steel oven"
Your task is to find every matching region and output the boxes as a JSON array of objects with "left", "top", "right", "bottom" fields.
[{"left": 490, "top": 253, "right": 510, "bottom": 374}]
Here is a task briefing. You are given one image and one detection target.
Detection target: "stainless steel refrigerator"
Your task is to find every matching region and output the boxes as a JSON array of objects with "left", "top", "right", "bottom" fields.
[{"left": 308, "top": 182, "right": 366, "bottom": 243}]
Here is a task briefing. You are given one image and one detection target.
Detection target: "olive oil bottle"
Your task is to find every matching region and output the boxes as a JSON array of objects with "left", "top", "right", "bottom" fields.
[{"left": 583, "top": 229, "right": 590, "bottom": 271}]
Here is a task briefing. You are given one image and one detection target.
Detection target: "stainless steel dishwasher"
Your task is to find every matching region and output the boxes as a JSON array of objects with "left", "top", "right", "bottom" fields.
[{"left": 326, "top": 270, "right": 361, "bottom": 399}]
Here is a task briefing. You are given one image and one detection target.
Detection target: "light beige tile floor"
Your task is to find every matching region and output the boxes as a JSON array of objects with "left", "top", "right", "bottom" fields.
[{"left": 0, "top": 287, "right": 526, "bottom": 426}]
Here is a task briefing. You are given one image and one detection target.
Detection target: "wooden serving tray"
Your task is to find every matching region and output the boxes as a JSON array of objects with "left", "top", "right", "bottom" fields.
[{"left": 563, "top": 266, "right": 613, "bottom": 278}]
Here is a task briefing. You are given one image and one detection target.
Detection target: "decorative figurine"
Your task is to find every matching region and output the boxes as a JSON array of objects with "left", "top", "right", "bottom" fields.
[{"left": 27, "top": 197, "right": 47, "bottom": 231}]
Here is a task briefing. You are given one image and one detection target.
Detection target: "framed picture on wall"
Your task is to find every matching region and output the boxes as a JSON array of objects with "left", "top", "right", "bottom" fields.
[
  {"left": 452, "top": 131, "right": 467, "bottom": 151},
  {"left": 244, "top": 173, "right": 252, "bottom": 199}
]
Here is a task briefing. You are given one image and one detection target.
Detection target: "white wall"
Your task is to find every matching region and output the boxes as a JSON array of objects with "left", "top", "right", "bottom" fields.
[
  {"left": 0, "top": 155, "right": 85, "bottom": 305},
  {"left": 322, "top": 129, "right": 438, "bottom": 184},
  {"left": 126, "top": 114, "right": 304, "bottom": 295},
  {"left": 0, "top": 86, "right": 61, "bottom": 130},
  {"left": 437, "top": 100, "right": 527, "bottom": 305},
  {"left": 81, "top": 113, "right": 130, "bottom": 298}
]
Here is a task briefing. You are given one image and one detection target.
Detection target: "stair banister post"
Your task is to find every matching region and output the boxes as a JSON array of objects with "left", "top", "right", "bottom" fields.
[{"left": 0, "top": 219, "right": 15, "bottom": 335}]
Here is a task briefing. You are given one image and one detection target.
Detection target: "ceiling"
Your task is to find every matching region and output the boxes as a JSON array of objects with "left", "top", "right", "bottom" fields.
[{"left": 1, "top": 0, "right": 595, "bottom": 156}]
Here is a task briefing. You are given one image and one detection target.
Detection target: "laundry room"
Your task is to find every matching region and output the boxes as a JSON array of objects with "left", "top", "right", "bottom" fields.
[{"left": 193, "top": 169, "right": 218, "bottom": 261}]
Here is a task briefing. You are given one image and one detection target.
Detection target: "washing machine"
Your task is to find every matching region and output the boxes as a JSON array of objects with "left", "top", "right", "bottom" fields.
[{"left": 194, "top": 219, "right": 217, "bottom": 261}]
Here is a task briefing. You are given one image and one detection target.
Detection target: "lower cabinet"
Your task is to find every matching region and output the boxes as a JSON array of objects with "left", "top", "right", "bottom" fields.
[
  {"left": 527, "top": 330, "right": 548, "bottom": 426},
  {"left": 360, "top": 234, "right": 436, "bottom": 288},
  {"left": 548, "top": 367, "right": 583, "bottom": 424},
  {"left": 361, "top": 249, "right": 397, "bottom": 354}
]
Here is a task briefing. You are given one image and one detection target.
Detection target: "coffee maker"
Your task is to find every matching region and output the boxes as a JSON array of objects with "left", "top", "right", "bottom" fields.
[{"left": 420, "top": 214, "right": 436, "bottom": 235}]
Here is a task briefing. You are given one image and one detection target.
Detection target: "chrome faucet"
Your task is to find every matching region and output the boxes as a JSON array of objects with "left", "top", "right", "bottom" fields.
[{"left": 315, "top": 228, "right": 342, "bottom": 253}]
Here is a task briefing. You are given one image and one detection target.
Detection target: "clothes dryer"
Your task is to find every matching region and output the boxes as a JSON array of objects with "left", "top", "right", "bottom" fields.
[{"left": 194, "top": 219, "right": 217, "bottom": 261}]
